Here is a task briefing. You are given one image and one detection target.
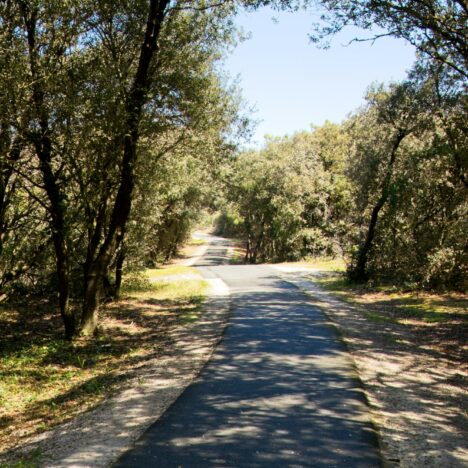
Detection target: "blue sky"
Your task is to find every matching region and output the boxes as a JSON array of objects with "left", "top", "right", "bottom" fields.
[{"left": 223, "top": 7, "right": 416, "bottom": 147}]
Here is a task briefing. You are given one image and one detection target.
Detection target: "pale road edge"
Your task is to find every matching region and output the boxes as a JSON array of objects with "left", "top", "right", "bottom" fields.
[{"left": 0, "top": 278, "right": 231, "bottom": 468}]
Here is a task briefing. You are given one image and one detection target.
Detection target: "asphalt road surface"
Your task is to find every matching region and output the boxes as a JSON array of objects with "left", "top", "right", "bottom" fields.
[{"left": 115, "top": 236, "right": 381, "bottom": 467}]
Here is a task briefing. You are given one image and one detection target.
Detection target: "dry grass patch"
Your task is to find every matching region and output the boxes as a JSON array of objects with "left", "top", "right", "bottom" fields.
[
  {"left": 145, "top": 265, "right": 201, "bottom": 280},
  {"left": 0, "top": 275, "right": 207, "bottom": 455}
]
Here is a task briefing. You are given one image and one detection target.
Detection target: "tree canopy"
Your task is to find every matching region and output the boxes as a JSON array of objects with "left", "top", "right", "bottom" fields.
[
  {"left": 312, "top": 0, "right": 468, "bottom": 78},
  {"left": 0, "top": 0, "right": 466, "bottom": 341}
]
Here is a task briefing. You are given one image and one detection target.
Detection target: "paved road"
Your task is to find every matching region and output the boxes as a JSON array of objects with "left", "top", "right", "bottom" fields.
[{"left": 115, "top": 237, "right": 381, "bottom": 467}]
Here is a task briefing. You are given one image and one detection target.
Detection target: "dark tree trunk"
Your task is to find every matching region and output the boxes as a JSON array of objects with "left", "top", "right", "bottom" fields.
[
  {"left": 244, "top": 236, "right": 251, "bottom": 263},
  {"left": 20, "top": 3, "right": 75, "bottom": 338},
  {"left": 251, "top": 217, "right": 266, "bottom": 264},
  {"left": 114, "top": 248, "right": 125, "bottom": 301},
  {"left": 351, "top": 130, "right": 406, "bottom": 282},
  {"left": 0, "top": 134, "right": 22, "bottom": 260},
  {"left": 81, "top": 0, "right": 170, "bottom": 335}
]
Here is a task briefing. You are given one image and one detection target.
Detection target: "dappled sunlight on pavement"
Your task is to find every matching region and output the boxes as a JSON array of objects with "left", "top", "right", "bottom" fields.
[{"left": 116, "top": 264, "right": 380, "bottom": 467}]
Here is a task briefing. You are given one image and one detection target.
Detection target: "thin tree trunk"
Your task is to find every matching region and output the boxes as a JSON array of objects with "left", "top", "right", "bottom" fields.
[
  {"left": 114, "top": 247, "right": 125, "bottom": 301},
  {"left": 0, "top": 135, "right": 22, "bottom": 259},
  {"left": 251, "top": 217, "right": 266, "bottom": 264},
  {"left": 20, "top": 2, "right": 75, "bottom": 338},
  {"left": 81, "top": 0, "right": 170, "bottom": 335},
  {"left": 351, "top": 130, "right": 406, "bottom": 282}
]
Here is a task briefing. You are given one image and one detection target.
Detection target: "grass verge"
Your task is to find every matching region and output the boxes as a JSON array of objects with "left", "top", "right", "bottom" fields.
[
  {"left": 0, "top": 273, "right": 207, "bottom": 456},
  {"left": 144, "top": 265, "right": 201, "bottom": 280},
  {"left": 310, "top": 270, "right": 467, "bottom": 360}
]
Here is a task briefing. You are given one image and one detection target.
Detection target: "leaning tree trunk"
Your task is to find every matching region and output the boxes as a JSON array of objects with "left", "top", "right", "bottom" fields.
[
  {"left": 80, "top": 0, "right": 170, "bottom": 336},
  {"left": 351, "top": 130, "right": 406, "bottom": 282},
  {"left": 20, "top": 3, "right": 75, "bottom": 338}
]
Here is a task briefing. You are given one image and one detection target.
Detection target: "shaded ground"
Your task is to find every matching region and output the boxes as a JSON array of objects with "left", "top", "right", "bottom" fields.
[
  {"left": 0, "top": 277, "right": 209, "bottom": 462},
  {"left": 312, "top": 273, "right": 467, "bottom": 362}
]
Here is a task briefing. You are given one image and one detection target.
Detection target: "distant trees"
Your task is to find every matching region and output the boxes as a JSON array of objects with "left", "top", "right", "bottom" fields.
[
  {"left": 220, "top": 123, "right": 352, "bottom": 263},
  {"left": 217, "top": 0, "right": 467, "bottom": 291},
  {"left": 221, "top": 61, "right": 467, "bottom": 291}
]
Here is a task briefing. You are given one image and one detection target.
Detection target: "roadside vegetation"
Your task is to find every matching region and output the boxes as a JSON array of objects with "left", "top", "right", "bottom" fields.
[
  {"left": 312, "top": 269, "right": 467, "bottom": 359},
  {"left": 218, "top": 67, "right": 467, "bottom": 293},
  {"left": 0, "top": 0, "right": 464, "bottom": 338}
]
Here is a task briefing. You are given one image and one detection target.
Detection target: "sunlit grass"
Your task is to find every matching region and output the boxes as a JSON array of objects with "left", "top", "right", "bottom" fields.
[
  {"left": 229, "top": 247, "right": 245, "bottom": 264},
  {"left": 144, "top": 265, "right": 201, "bottom": 280},
  {"left": 186, "top": 238, "right": 207, "bottom": 246},
  {"left": 303, "top": 257, "right": 346, "bottom": 272}
]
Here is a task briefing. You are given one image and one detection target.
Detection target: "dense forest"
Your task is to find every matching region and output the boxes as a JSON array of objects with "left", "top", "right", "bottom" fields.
[{"left": 0, "top": 0, "right": 466, "bottom": 339}]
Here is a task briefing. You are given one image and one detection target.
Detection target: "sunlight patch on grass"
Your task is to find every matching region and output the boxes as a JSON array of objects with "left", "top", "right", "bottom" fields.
[
  {"left": 303, "top": 257, "right": 346, "bottom": 272},
  {"left": 123, "top": 275, "right": 207, "bottom": 302},
  {"left": 229, "top": 246, "right": 246, "bottom": 265},
  {"left": 364, "top": 311, "right": 395, "bottom": 324},
  {"left": 187, "top": 238, "right": 207, "bottom": 246},
  {"left": 145, "top": 265, "right": 201, "bottom": 280}
]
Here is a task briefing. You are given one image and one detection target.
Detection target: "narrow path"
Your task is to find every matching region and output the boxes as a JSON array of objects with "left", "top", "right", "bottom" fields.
[{"left": 115, "top": 236, "right": 381, "bottom": 467}]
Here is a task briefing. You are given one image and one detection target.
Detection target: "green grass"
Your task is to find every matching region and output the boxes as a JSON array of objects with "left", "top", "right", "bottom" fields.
[
  {"left": 364, "top": 310, "right": 395, "bottom": 324},
  {"left": 0, "top": 448, "right": 42, "bottom": 468},
  {"left": 313, "top": 274, "right": 353, "bottom": 293},
  {"left": 303, "top": 257, "right": 346, "bottom": 272}
]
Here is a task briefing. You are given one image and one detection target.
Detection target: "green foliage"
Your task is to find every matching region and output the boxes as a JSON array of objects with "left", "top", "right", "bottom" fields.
[
  {"left": 344, "top": 68, "right": 468, "bottom": 290},
  {"left": 222, "top": 61, "right": 467, "bottom": 292},
  {"left": 0, "top": 1, "right": 246, "bottom": 334},
  {"left": 220, "top": 123, "right": 352, "bottom": 262},
  {"left": 313, "top": 0, "right": 468, "bottom": 79}
]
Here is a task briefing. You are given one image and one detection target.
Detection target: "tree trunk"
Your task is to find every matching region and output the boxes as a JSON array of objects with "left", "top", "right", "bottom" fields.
[
  {"left": 80, "top": 0, "right": 170, "bottom": 335},
  {"left": 114, "top": 248, "right": 125, "bottom": 301},
  {"left": 20, "top": 3, "right": 75, "bottom": 338},
  {"left": 0, "top": 134, "right": 22, "bottom": 260},
  {"left": 351, "top": 130, "right": 406, "bottom": 282},
  {"left": 244, "top": 234, "right": 251, "bottom": 263}
]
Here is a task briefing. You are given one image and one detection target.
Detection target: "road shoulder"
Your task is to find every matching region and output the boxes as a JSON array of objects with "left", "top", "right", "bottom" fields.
[{"left": 273, "top": 269, "right": 467, "bottom": 468}]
